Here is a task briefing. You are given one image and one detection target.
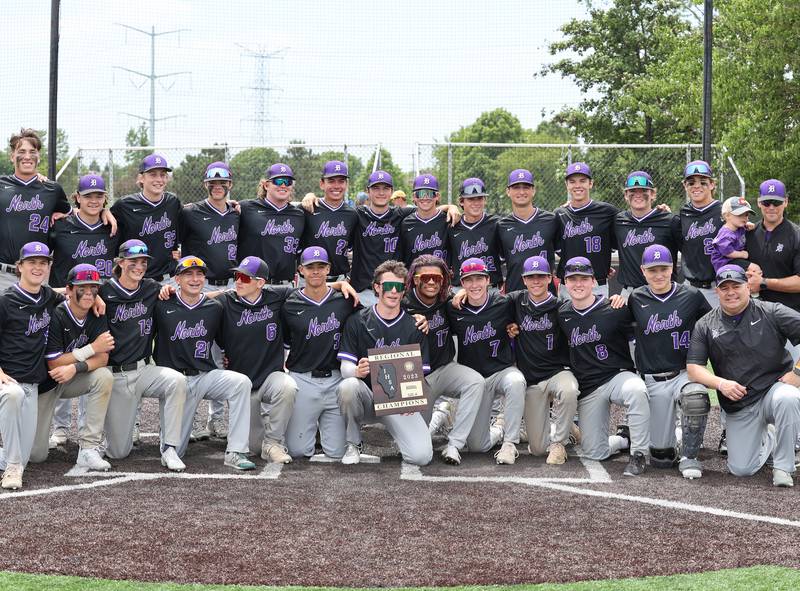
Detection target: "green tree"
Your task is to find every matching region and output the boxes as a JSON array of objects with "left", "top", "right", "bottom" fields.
[
  {"left": 124, "top": 123, "right": 150, "bottom": 166},
  {"left": 230, "top": 147, "right": 281, "bottom": 201},
  {"left": 354, "top": 148, "right": 410, "bottom": 195}
]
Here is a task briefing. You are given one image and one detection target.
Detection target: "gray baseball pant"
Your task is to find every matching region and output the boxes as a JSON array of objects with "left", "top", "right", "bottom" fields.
[
  {"left": 425, "top": 361, "right": 485, "bottom": 450},
  {"left": 642, "top": 371, "right": 691, "bottom": 450},
  {"left": 31, "top": 368, "right": 113, "bottom": 463},
  {"left": 249, "top": 371, "right": 298, "bottom": 455},
  {"left": 52, "top": 396, "right": 87, "bottom": 433},
  {"left": 726, "top": 382, "right": 800, "bottom": 476},
  {"left": 0, "top": 382, "right": 38, "bottom": 468},
  {"left": 525, "top": 370, "right": 579, "bottom": 455},
  {"left": 468, "top": 366, "right": 526, "bottom": 451},
  {"left": 177, "top": 369, "right": 252, "bottom": 457},
  {"left": 0, "top": 270, "right": 18, "bottom": 293},
  {"left": 579, "top": 371, "right": 651, "bottom": 460},
  {"left": 338, "top": 377, "right": 433, "bottom": 465},
  {"left": 104, "top": 362, "right": 187, "bottom": 459},
  {"left": 284, "top": 370, "right": 347, "bottom": 459}
]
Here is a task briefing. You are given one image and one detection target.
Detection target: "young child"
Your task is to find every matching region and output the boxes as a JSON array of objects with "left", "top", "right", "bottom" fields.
[{"left": 710, "top": 196, "right": 753, "bottom": 272}]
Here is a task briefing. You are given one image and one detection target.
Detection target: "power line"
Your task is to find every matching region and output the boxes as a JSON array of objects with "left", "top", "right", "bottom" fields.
[{"left": 237, "top": 44, "right": 286, "bottom": 145}]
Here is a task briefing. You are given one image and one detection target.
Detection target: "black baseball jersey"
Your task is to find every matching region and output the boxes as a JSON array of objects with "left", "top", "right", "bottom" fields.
[
  {"left": 679, "top": 200, "right": 722, "bottom": 284},
  {"left": 446, "top": 290, "right": 515, "bottom": 378},
  {"left": 629, "top": 282, "right": 711, "bottom": 374},
  {"left": 614, "top": 209, "right": 682, "bottom": 288},
  {"left": 302, "top": 200, "right": 357, "bottom": 277},
  {"left": 402, "top": 288, "right": 455, "bottom": 372},
  {"left": 0, "top": 174, "right": 70, "bottom": 264},
  {"left": 554, "top": 201, "right": 619, "bottom": 281},
  {"left": 338, "top": 306, "right": 429, "bottom": 389},
  {"left": 688, "top": 299, "right": 800, "bottom": 413},
  {"left": 746, "top": 218, "right": 800, "bottom": 310},
  {"left": 449, "top": 213, "right": 503, "bottom": 286},
  {"left": 100, "top": 277, "right": 161, "bottom": 366},
  {"left": 350, "top": 206, "right": 413, "bottom": 292},
  {"left": 153, "top": 293, "right": 222, "bottom": 373},
  {"left": 558, "top": 296, "right": 635, "bottom": 397},
  {"left": 0, "top": 284, "right": 64, "bottom": 383},
  {"left": 508, "top": 291, "right": 570, "bottom": 384},
  {"left": 399, "top": 211, "right": 450, "bottom": 269},
  {"left": 217, "top": 286, "right": 293, "bottom": 389},
  {"left": 238, "top": 198, "right": 305, "bottom": 282},
  {"left": 497, "top": 210, "right": 558, "bottom": 293},
  {"left": 179, "top": 200, "right": 239, "bottom": 282},
  {"left": 49, "top": 213, "right": 120, "bottom": 287},
  {"left": 281, "top": 288, "right": 357, "bottom": 373},
  {"left": 110, "top": 192, "right": 182, "bottom": 279},
  {"left": 40, "top": 302, "right": 109, "bottom": 392}
]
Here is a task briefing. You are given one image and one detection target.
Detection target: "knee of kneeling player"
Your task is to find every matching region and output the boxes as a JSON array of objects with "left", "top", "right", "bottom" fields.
[
  {"left": 91, "top": 367, "right": 114, "bottom": 393},
  {"left": 403, "top": 445, "right": 433, "bottom": 466},
  {"left": 337, "top": 377, "right": 361, "bottom": 405}
]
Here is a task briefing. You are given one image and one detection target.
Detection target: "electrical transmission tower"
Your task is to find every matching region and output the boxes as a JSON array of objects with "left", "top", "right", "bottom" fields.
[
  {"left": 115, "top": 24, "right": 190, "bottom": 145},
  {"left": 237, "top": 44, "right": 286, "bottom": 145}
]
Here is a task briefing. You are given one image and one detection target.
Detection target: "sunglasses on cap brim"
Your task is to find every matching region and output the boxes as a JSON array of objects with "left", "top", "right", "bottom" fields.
[
  {"left": 70, "top": 269, "right": 101, "bottom": 283},
  {"left": 177, "top": 257, "right": 207, "bottom": 271},
  {"left": 460, "top": 184, "right": 486, "bottom": 197},
  {"left": 685, "top": 163, "right": 712, "bottom": 176},
  {"left": 205, "top": 167, "right": 232, "bottom": 180},
  {"left": 625, "top": 176, "right": 654, "bottom": 189}
]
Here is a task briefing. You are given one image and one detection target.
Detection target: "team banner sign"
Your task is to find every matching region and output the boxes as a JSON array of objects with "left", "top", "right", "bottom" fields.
[{"left": 367, "top": 344, "right": 429, "bottom": 416}]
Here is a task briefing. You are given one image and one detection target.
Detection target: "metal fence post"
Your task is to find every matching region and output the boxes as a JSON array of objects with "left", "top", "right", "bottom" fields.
[
  {"left": 108, "top": 149, "right": 115, "bottom": 200},
  {"left": 447, "top": 143, "right": 453, "bottom": 204}
]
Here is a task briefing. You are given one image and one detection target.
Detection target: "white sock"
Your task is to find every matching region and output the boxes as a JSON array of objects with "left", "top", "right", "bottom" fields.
[{"left": 608, "top": 435, "right": 630, "bottom": 454}]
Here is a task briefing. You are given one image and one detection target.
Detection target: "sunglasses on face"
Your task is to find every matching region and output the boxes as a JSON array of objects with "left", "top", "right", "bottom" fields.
[
  {"left": 415, "top": 273, "right": 444, "bottom": 285},
  {"left": 761, "top": 200, "right": 784, "bottom": 208},
  {"left": 414, "top": 189, "right": 437, "bottom": 200},
  {"left": 381, "top": 281, "right": 406, "bottom": 293},
  {"left": 271, "top": 177, "right": 293, "bottom": 187},
  {"left": 235, "top": 272, "right": 253, "bottom": 283},
  {"left": 205, "top": 167, "right": 232, "bottom": 180}
]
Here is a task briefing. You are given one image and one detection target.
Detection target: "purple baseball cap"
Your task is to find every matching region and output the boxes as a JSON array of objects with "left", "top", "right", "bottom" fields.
[
  {"left": 18, "top": 241, "right": 52, "bottom": 262},
  {"left": 77, "top": 173, "right": 106, "bottom": 195},
  {"left": 683, "top": 160, "right": 713, "bottom": 179},
  {"left": 565, "top": 162, "right": 592, "bottom": 179},
  {"left": 563, "top": 256, "right": 594, "bottom": 277},
  {"left": 67, "top": 263, "right": 102, "bottom": 286},
  {"left": 641, "top": 245, "right": 673, "bottom": 268},
  {"left": 118, "top": 239, "right": 151, "bottom": 260},
  {"left": 368, "top": 170, "right": 393, "bottom": 188},
  {"left": 459, "top": 177, "right": 487, "bottom": 198},
  {"left": 715, "top": 264, "right": 747, "bottom": 286},
  {"left": 460, "top": 258, "right": 489, "bottom": 280},
  {"left": 624, "top": 171, "right": 655, "bottom": 190},
  {"left": 300, "top": 246, "right": 330, "bottom": 266},
  {"left": 522, "top": 256, "right": 551, "bottom": 276},
  {"left": 508, "top": 169, "right": 534, "bottom": 187},
  {"left": 175, "top": 255, "right": 207, "bottom": 276},
  {"left": 322, "top": 160, "right": 349, "bottom": 179},
  {"left": 413, "top": 174, "right": 439, "bottom": 192},
  {"left": 204, "top": 161, "right": 232, "bottom": 182},
  {"left": 759, "top": 179, "right": 786, "bottom": 201},
  {"left": 267, "top": 163, "right": 294, "bottom": 180},
  {"left": 722, "top": 196, "right": 754, "bottom": 216},
  {"left": 231, "top": 256, "right": 269, "bottom": 280},
  {"left": 139, "top": 153, "right": 172, "bottom": 173}
]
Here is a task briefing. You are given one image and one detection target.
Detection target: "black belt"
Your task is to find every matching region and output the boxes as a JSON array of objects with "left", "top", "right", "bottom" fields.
[
  {"left": 208, "top": 278, "right": 230, "bottom": 286},
  {"left": 177, "top": 368, "right": 200, "bottom": 376},
  {"left": 688, "top": 279, "right": 713, "bottom": 289},
  {"left": 0, "top": 263, "right": 16, "bottom": 275},
  {"left": 596, "top": 279, "right": 607, "bottom": 286},
  {"left": 111, "top": 362, "right": 140, "bottom": 373},
  {"left": 311, "top": 369, "right": 332, "bottom": 378},
  {"left": 643, "top": 370, "right": 681, "bottom": 382}
]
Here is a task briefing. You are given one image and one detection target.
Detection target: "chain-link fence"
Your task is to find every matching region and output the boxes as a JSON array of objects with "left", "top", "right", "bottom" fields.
[
  {"left": 415, "top": 143, "right": 745, "bottom": 214},
  {"left": 56, "top": 144, "right": 380, "bottom": 204}
]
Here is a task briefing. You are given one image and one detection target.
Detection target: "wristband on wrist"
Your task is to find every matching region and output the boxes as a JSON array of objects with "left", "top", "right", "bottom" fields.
[
  {"left": 74, "top": 361, "right": 89, "bottom": 374},
  {"left": 72, "top": 344, "right": 95, "bottom": 362},
  {"left": 717, "top": 378, "right": 724, "bottom": 390},
  {"left": 793, "top": 362, "right": 800, "bottom": 377}
]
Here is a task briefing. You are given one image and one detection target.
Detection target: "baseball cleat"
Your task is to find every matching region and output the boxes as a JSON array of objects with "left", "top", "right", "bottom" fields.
[
  {"left": 160, "top": 447, "right": 186, "bottom": 472},
  {"left": 495, "top": 441, "right": 519, "bottom": 465},
  {"left": 1, "top": 464, "right": 23, "bottom": 490},
  {"left": 615, "top": 424, "right": 631, "bottom": 446},
  {"left": 49, "top": 427, "right": 68, "bottom": 449},
  {"left": 546, "top": 442, "right": 567, "bottom": 465},
  {"left": 189, "top": 428, "right": 211, "bottom": 442},
  {"left": 207, "top": 418, "right": 228, "bottom": 439},
  {"left": 718, "top": 429, "right": 727, "bottom": 456},
  {"left": 623, "top": 451, "right": 647, "bottom": 476},
  {"left": 262, "top": 442, "right": 292, "bottom": 464},
  {"left": 77, "top": 448, "right": 111, "bottom": 472},
  {"left": 341, "top": 443, "right": 361, "bottom": 465},
  {"left": 441, "top": 445, "right": 461, "bottom": 466},
  {"left": 132, "top": 422, "right": 141, "bottom": 447},
  {"left": 773, "top": 468, "right": 794, "bottom": 488},
  {"left": 224, "top": 452, "right": 255, "bottom": 471}
]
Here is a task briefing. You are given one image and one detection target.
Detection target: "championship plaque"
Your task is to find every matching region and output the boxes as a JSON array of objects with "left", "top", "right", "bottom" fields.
[{"left": 367, "top": 344, "right": 429, "bottom": 416}]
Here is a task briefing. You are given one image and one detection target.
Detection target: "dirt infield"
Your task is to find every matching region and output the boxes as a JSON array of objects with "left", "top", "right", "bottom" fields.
[{"left": 1, "top": 403, "right": 799, "bottom": 587}]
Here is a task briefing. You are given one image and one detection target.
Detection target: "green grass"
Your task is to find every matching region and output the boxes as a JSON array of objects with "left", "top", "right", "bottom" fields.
[{"left": 1, "top": 566, "right": 798, "bottom": 591}]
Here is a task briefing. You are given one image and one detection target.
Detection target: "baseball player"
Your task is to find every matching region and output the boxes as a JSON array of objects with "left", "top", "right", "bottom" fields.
[
  {"left": 0, "top": 129, "right": 71, "bottom": 292},
  {"left": 282, "top": 247, "right": 360, "bottom": 460},
  {"left": 399, "top": 174, "right": 450, "bottom": 269},
  {"left": 557, "top": 256, "right": 651, "bottom": 476},
  {"left": 110, "top": 154, "right": 182, "bottom": 282},
  {"left": 0, "top": 242, "right": 65, "bottom": 490},
  {"left": 30, "top": 264, "right": 113, "bottom": 471},
  {"left": 337, "top": 260, "right": 433, "bottom": 466},
  {"left": 301, "top": 161, "right": 357, "bottom": 279},
  {"left": 624, "top": 245, "right": 712, "bottom": 479},
  {"left": 447, "top": 258, "right": 527, "bottom": 465},
  {"left": 153, "top": 256, "right": 254, "bottom": 470},
  {"left": 48, "top": 173, "right": 119, "bottom": 446},
  {"left": 238, "top": 163, "right": 305, "bottom": 284},
  {"left": 402, "top": 254, "right": 488, "bottom": 465},
  {"left": 449, "top": 178, "right": 503, "bottom": 287},
  {"left": 497, "top": 169, "right": 558, "bottom": 294},
  {"left": 613, "top": 171, "right": 681, "bottom": 295},
  {"left": 508, "top": 256, "right": 579, "bottom": 465},
  {"left": 554, "top": 163, "right": 618, "bottom": 298},
  {"left": 100, "top": 239, "right": 187, "bottom": 471},
  {"left": 687, "top": 264, "right": 800, "bottom": 487}
]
